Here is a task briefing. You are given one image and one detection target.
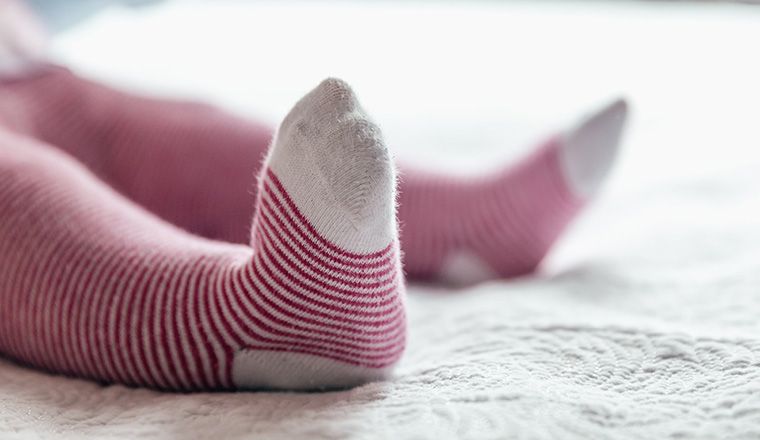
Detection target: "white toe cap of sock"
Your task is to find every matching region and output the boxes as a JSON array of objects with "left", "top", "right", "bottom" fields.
[
  {"left": 559, "top": 98, "right": 629, "bottom": 199},
  {"left": 266, "top": 78, "right": 397, "bottom": 254}
]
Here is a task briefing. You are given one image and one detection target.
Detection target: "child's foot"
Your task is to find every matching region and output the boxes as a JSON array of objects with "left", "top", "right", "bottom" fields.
[
  {"left": 0, "top": 78, "right": 405, "bottom": 391},
  {"left": 559, "top": 99, "right": 628, "bottom": 198},
  {"left": 233, "top": 78, "right": 405, "bottom": 389},
  {"left": 398, "top": 99, "right": 629, "bottom": 284}
]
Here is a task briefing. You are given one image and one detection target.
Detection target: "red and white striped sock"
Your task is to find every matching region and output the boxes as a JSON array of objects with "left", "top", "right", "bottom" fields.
[
  {"left": 398, "top": 100, "right": 628, "bottom": 283},
  {"left": 0, "top": 78, "right": 405, "bottom": 390}
]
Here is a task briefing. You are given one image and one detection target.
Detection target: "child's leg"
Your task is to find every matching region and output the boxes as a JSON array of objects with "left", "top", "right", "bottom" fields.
[
  {"left": 0, "top": 66, "right": 627, "bottom": 284},
  {"left": 0, "top": 79, "right": 405, "bottom": 390},
  {"left": 0, "top": 65, "right": 273, "bottom": 244},
  {"left": 398, "top": 99, "right": 628, "bottom": 283}
]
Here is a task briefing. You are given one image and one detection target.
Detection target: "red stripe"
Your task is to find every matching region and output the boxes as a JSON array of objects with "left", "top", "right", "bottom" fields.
[
  {"left": 127, "top": 250, "right": 164, "bottom": 387},
  {"left": 200, "top": 262, "right": 239, "bottom": 388},
  {"left": 114, "top": 249, "right": 157, "bottom": 386},
  {"left": 147, "top": 261, "right": 179, "bottom": 389},
  {"left": 259, "top": 191, "right": 395, "bottom": 274},
  {"left": 182, "top": 255, "right": 212, "bottom": 390},
  {"left": 255, "top": 232, "right": 399, "bottom": 303},
  {"left": 193, "top": 258, "right": 226, "bottom": 388},
  {"left": 262, "top": 178, "right": 394, "bottom": 268},
  {"left": 237, "top": 265, "right": 405, "bottom": 347},
  {"left": 248, "top": 256, "right": 401, "bottom": 322},
  {"left": 256, "top": 217, "right": 398, "bottom": 298},
  {"left": 267, "top": 169, "right": 393, "bottom": 260},
  {"left": 258, "top": 201, "right": 397, "bottom": 283},
  {"left": 227, "top": 271, "right": 404, "bottom": 358},
  {"left": 37, "top": 230, "right": 78, "bottom": 372},
  {"left": 74, "top": 242, "right": 117, "bottom": 382},
  {"left": 98, "top": 252, "right": 141, "bottom": 385},
  {"left": 19, "top": 194, "right": 69, "bottom": 372},
  {"left": 166, "top": 257, "right": 195, "bottom": 390}
]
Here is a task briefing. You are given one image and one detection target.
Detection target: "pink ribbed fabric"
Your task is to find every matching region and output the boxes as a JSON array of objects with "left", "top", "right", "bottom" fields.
[
  {"left": 0, "top": 65, "right": 584, "bottom": 283},
  {"left": 398, "top": 140, "right": 584, "bottom": 280},
  {"left": 0, "top": 65, "right": 274, "bottom": 244},
  {"left": 0, "top": 129, "right": 405, "bottom": 390}
]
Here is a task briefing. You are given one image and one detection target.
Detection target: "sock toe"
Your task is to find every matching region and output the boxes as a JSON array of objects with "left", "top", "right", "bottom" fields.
[
  {"left": 559, "top": 98, "right": 629, "bottom": 199},
  {"left": 307, "top": 77, "right": 361, "bottom": 113},
  {"left": 265, "top": 78, "right": 397, "bottom": 253}
]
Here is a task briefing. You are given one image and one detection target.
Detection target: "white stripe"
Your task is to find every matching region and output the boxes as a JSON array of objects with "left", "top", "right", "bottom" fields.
[
  {"left": 0, "top": 181, "right": 37, "bottom": 358},
  {"left": 140, "top": 256, "right": 173, "bottom": 389}
]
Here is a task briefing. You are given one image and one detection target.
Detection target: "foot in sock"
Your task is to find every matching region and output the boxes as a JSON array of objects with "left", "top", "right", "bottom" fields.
[
  {"left": 0, "top": 79, "right": 405, "bottom": 390},
  {"left": 0, "top": 67, "right": 627, "bottom": 284},
  {"left": 398, "top": 99, "right": 628, "bottom": 284}
]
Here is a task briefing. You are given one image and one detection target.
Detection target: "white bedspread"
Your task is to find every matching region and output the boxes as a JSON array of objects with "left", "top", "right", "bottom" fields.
[{"left": 2, "top": 2, "right": 760, "bottom": 439}]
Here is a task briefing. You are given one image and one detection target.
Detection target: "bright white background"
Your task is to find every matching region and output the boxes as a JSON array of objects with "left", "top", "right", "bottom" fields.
[{"left": 51, "top": 0, "right": 760, "bottom": 270}]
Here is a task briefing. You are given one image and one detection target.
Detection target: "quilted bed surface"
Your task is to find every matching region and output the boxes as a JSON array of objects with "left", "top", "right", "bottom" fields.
[{"left": 2, "top": 2, "right": 760, "bottom": 439}]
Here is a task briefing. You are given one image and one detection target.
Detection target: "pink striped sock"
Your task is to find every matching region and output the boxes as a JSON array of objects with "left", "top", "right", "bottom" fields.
[
  {"left": 0, "top": 66, "right": 627, "bottom": 284},
  {"left": 0, "top": 78, "right": 405, "bottom": 390},
  {"left": 399, "top": 100, "right": 628, "bottom": 283},
  {"left": 399, "top": 139, "right": 583, "bottom": 282}
]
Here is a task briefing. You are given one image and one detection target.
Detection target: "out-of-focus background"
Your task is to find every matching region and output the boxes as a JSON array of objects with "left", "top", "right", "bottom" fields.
[
  {"left": 43, "top": 0, "right": 760, "bottom": 268},
  {"left": 3, "top": 2, "right": 760, "bottom": 439}
]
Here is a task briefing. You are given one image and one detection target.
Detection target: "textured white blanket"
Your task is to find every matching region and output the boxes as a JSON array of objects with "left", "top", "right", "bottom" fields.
[{"left": 2, "top": 2, "right": 760, "bottom": 439}]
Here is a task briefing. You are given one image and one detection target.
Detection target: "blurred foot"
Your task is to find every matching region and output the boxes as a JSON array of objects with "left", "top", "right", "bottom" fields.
[
  {"left": 398, "top": 99, "right": 629, "bottom": 284},
  {"left": 559, "top": 99, "right": 629, "bottom": 198}
]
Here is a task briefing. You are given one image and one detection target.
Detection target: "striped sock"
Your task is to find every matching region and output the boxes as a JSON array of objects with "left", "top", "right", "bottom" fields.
[
  {"left": 398, "top": 100, "right": 628, "bottom": 284},
  {"left": 0, "top": 78, "right": 405, "bottom": 390}
]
